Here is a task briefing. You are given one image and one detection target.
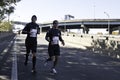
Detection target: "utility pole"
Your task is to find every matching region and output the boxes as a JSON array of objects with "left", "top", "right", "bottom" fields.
[
  {"left": 64, "top": 14, "right": 74, "bottom": 32},
  {"left": 104, "top": 12, "right": 110, "bottom": 35}
]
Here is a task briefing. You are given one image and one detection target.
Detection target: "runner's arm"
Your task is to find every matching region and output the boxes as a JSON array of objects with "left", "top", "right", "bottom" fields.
[
  {"left": 22, "top": 24, "right": 29, "bottom": 34},
  {"left": 59, "top": 31, "right": 65, "bottom": 46},
  {"left": 37, "top": 26, "right": 40, "bottom": 34},
  {"left": 45, "top": 31, "right": 50, "bottom": 42}
]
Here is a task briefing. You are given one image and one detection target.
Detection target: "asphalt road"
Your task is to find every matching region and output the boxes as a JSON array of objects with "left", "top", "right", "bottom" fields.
[{"left": 0, "top": 34, "right": 120, "bottom": 80}]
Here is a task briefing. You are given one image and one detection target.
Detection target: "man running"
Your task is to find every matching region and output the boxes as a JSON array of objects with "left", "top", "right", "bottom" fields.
[
  {"left": 45, "top": 20, "right": 65, "bottom": 74},
  {"left": 22, "top": 15, "right": 40, "bottom": 73}
]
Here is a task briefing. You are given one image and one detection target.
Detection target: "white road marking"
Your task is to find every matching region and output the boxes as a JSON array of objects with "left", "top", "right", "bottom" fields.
[
  {"left": 11, "top": 36, "right": 18, "bottom": 80},
  {"left": 0, "top": 40, "right": 13, "bottom": 57},
  {"left": 0, "top": 36, "right": 16, "bottom": 80}
]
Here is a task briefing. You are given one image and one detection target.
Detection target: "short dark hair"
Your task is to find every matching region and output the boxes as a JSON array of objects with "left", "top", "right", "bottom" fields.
[
  {"left": 31, "top": 15, "right": 37, "bottom": 20},
  {"left": 53, "top": 20, "right": 58, "bottom": 24}
]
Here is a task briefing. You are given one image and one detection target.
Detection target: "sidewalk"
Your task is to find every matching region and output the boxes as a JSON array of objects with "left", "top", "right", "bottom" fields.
[{"left": 62, "top": 35, "right": 93, "bottom": 48}]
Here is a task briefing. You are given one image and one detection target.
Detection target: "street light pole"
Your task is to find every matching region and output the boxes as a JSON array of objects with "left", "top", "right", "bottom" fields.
[
  {"left": 104, "top": 12, "right": 110, "bottom": 35},
  {"left": 64, "top": 15, "right": 67, "bottom": 32}
]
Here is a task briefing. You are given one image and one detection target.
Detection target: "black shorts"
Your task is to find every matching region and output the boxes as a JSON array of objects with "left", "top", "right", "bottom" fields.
[
  {"left": 25, "top": 40, "right": 37, "bottom": 53},
  {"left": 48, "top": 45, "right": 60, "bottom": 57}
]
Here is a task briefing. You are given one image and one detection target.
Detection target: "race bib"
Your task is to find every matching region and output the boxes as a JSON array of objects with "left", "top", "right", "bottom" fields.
[
  {"left": 52, "top": 36, "right": 59, "bottom": 44},
  {"left": 30, "top": 29, "right": 37, "bottom": 37}
]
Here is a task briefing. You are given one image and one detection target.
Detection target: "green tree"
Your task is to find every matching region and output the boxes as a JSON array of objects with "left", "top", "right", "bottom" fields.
[
  {"left": 0, "top": 0, "right": 21, "bottom": 31},
  {"left": 0, "top": 21, "right": 12, "bottom": 31},
  {"left": 5, "top": 6, "right": 15, "bottom": 22},
  {"left": 0, "top": 0, "right": 21, "bottom": 21}
]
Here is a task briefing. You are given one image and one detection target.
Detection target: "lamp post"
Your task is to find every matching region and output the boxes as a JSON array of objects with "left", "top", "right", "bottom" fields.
[
  {"left": 104, "top": 12, "right": 110, "bottom": 35},
  {"left": 64, "top": 15, "right": 67, "bottom": 32}
]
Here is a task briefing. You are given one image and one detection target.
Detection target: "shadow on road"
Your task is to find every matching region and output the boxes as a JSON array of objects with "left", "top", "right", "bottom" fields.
[{"left": 16, "top": 42, "right": 120, "bottom": 80}]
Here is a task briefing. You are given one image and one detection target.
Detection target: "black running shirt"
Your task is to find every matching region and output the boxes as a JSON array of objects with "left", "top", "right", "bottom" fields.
[
  {"left": 45, "top": 28, "right": 63, "bottom": 45},
  {"left": 22, "top": 22, "right": 40, "bottom": 42}
]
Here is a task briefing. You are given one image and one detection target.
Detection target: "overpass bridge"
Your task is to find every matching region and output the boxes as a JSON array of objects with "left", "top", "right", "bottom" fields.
[{"left": 13, "top": 19, "right": 120, "bottom": 34}]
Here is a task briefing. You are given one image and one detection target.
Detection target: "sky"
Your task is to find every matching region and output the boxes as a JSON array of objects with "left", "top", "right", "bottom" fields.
[{"left": 10, "top": 0, "right": 120, "bottom": 23}]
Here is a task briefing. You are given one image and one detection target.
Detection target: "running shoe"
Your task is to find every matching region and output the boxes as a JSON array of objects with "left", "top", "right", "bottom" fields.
[
  {"left": 51, "top": 68, "right": 57, "bottom": 74},
  {"left": 44, "top": 61, "right": 48, "bottom": 66},
  {"left": 31, "top": 68, "right": 36, "bottom": 73}
]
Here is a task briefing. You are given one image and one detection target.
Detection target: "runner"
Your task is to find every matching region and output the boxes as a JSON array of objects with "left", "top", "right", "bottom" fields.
[
  {"left": 45, "top": 20, "right": 65, "bottom": 74},
  {"left": 22, "top": 15, "right": 40, "bottom": 73}
]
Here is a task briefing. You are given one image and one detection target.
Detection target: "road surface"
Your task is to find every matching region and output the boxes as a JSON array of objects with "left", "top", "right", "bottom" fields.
[{"left": 0, "top": 34, "right": 120, "bottom": 80}]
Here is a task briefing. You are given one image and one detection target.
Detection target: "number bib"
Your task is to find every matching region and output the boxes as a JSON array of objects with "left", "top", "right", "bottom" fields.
[
  {"left": 30, "top": 29, "right": 37, "bottom": 37},
  {"left": 52, "top": 36, "right": 59, "bottom": 44}
]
